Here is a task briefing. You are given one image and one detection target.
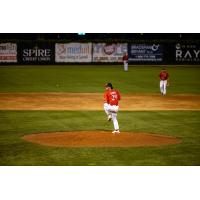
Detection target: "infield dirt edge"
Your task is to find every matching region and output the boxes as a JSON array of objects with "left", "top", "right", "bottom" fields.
[{"left": 1, "top": 93, "right": 200, "bottom": 110}]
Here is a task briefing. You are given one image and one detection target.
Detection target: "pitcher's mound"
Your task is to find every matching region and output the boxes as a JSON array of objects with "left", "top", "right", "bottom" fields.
[{"left": 22, "top": 131, "right": 181, "bottom": 147}]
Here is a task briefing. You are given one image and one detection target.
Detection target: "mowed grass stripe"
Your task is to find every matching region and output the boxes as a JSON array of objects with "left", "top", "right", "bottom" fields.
[{"left": 0, "top": 65, "right": 200, "bottom": 93}]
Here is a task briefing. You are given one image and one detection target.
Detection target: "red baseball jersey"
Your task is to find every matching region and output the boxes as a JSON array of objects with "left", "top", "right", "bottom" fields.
[
  {"left": 159, "top": 71, "right": 169, "bottom": 80},
  {"left": 123, "top": 55, "right": 128, "bottom": 61},
  {"left": 104, "top": 89, "right": 121, "bottom": 106}
]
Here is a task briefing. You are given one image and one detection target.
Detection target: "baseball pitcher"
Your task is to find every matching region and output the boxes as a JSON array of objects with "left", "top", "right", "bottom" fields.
[{"left": 103, "top": 83, "right": 121, "bottom": 134}]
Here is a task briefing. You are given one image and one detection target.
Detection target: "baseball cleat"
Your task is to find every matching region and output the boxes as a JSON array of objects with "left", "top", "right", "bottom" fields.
[
  {"left": 107, "top": 115, "right": 112, "bottom": 122},
  {"left": 112, "top": 130, "right": 120, "bottom": 134}
]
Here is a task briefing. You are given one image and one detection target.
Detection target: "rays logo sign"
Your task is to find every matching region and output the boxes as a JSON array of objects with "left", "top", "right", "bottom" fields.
[{"left": 175, "top": 43, "right": 200, "bottom": 63}]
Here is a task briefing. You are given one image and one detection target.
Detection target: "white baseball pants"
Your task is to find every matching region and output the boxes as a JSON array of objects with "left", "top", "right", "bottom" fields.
[
  {"left": 160, "top": 80, "right": 167, "bottom": 95},
  {"left": 104, "top": 103, "right": 119, "bottom": 130},
  {"left": 124, "top": 61, "right": 128, "bottom": 71}
]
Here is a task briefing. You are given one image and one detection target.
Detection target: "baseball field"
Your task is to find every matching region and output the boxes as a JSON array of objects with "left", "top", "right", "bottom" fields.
[{"left": 0, "top": 65, "right": 200, "bottom": 165}]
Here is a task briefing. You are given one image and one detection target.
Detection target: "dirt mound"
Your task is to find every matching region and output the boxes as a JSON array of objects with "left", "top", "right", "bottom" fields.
[
  {"left": 22, "top": 131, "right": 181, "bottom": 147},
  {"left": 0, "top": 93, "right": 200, "bottom": 110}
]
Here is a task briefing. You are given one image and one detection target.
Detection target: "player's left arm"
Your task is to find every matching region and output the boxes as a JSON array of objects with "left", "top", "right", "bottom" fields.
[
  {"left": 117, "top": 90, "right": 121, "bottom": 101},
  {"left": 167, "top": 78, "right": 170, "bottom": 86}
]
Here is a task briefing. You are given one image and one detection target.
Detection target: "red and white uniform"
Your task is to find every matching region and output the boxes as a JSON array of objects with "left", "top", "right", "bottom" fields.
[
  {"left": 104, "top": 89, "right": 121, "bottom": 106},
  {"left": 123, "top": 55, "right": 128, "bottom": 62},
  {"left": 123, "top": 54, "right": 128, "bottom": 71},
  {"left": 159, "top": 71, "right": 169, "bottom": 95},
  {"left": 103, "top": 89, "right": 121, "bottom": 131},
  {"left": 159, "top": 71, "right": 169, "bottom": 80}
]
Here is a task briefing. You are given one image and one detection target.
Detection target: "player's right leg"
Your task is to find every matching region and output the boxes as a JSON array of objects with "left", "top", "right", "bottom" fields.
[
  {"left": 111, "top": 112, "right": 120, "bottom": 134},
  {"left": 123, "top": 61, "right": 126, "bottom": 71},
  {"left": 126, "top": 62, "right": 128, "bottom": 71},
  {"left": 160, "top": 80, "right": 164, "bottom": 95},
  {"left": 124, "top": 61, "right": 128, "bottom": 71},
  {"left": 163, "top": 80, "right": 167, "bottom": 95},
  {"left": 108, "top": 105, "right": 120, "bottom": 134}
]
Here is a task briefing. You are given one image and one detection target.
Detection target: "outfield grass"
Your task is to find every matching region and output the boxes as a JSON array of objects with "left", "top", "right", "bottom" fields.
[
  {"left": 0, "top": 65, "right": 199, "bottom": 94},
  {"left": 0, "top": 65, "right": 200, "bottom": 165},
  {"left": 0, "top": 110, "right": 200, "bottom": 166}
]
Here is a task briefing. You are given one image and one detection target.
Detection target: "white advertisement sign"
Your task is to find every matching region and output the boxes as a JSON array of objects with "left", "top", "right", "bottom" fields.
[
  {"left": 55, "top": 43, "right": 92, "bottom": 62},
  {"left": 93, "top": 43, "right": 127, "bottom": 62},
  {"left": 0, "top": 43, "right": 17, "bottom": 63}
]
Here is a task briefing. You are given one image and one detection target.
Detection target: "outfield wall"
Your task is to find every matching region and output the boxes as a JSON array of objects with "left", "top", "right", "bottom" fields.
[{"left": 0, "top": 42, "right": 200, "bottom": 65}]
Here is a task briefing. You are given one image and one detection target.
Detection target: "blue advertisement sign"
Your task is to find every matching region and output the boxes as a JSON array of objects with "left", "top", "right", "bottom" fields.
[{"left": 128, "top": 44, "right": 163, "bottom": 62}]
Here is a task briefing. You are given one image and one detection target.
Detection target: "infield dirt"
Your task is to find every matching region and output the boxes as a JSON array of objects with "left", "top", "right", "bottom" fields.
[
  {"left": 22, "top": 131, "right": 181, "bottom": 148},
  {"left": 0, "top": 93, "right": 200, "bottom": 110}
]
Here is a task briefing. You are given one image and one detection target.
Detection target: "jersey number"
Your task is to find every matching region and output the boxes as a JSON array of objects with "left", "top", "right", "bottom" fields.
[{"left": 111, "top": 94, "right": 118, "bottom": 100}]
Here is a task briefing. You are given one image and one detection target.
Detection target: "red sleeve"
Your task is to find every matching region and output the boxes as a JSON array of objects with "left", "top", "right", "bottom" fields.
[{"left": 117, "top": 90, "right": 121, "bottom": 100}]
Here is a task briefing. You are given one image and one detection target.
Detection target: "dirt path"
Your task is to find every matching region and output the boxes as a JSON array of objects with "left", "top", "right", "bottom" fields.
[
  {"left": 0, "top": 93, "right": 200, "bottom": 110},
  {"left": 22, "top": 131, "right": 181, "bottom": 147}
]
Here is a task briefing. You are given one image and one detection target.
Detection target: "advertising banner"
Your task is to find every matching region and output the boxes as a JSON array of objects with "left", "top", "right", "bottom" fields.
[
  {"left": 128, "top": 44, "right": 163, "bottom": 62},
  {"left": 55, "top": 43, "right": 92, "bottom": 62},
  {"left": 175, "top": 43, "right": 200, "bottom": 63},
  {"left": 93, "top": 43, "right": 127, "bottom": 62},
  {"left": 0, "top": 43, "right": 17, "bottom": 63},
  {"left": 19, "top": 43, "right": 54, "bottom": 64}
]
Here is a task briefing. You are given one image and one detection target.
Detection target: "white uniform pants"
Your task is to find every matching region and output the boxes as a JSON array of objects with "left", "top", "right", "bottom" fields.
[
  {"left": 104, "top": 103, "right": 119, "bottom": 130},
  {"left": 124, "top": 61, "right": 128, "bottom": 71},
  {"left": 160, "top": 80, "right": 167, "bottom": 95}
]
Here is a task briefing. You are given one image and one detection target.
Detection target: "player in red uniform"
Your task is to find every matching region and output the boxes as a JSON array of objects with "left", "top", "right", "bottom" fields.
[
  {"left": 159, "top": 68, "right": 169, "bottom": 95},
  {"left": 103, "top": 83, "right": 121, "bottom": 134},
  {"left": 122, "top": 52, "right": 128, "bottom": 71}
]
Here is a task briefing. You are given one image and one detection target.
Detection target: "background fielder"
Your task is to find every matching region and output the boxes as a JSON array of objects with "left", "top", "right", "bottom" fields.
[
  {"left": 123, "top": 52, "right": 128, "bottom": 71},
  {"left": 103, "top": 83, "right": 121, "bottom": 134},
  {"left": 159, "top": 68, "right": 169, "bottom": 95}
]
